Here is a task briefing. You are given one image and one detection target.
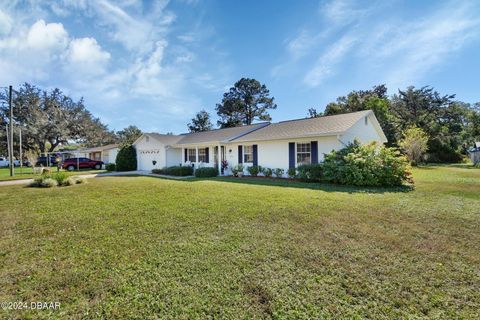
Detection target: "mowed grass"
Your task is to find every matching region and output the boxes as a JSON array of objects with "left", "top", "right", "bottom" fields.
[
  {"left": 0, "top": 166, "right": 479, "bottom": 319},
  {"left": 0, "top": 167, "right": 106, "bottom": 181}
]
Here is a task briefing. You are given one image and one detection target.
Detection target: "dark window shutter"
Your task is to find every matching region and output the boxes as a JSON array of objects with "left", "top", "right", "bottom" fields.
[
  {"left": 184, "top": 148, "right": 187, "bottom": 162},
  {"left": 288, "top": 142, "right": 295, "bottom": 168},
  {"left": 205, "top": 147, "right": 209, "bottom": 163},
  {"left": 252, "top": 145, "right": 258, "bottom": 166},
  {"left": 311, "top": 141, "right": 318, "bottom": 164},
  {"left": 238, "top": 145, "right": 243, "bottom": 164}
]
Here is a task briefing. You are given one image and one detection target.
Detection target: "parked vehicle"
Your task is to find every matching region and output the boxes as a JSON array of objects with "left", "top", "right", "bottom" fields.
[
  {"left": 62, "top": 158, "right": 104, "bottom": 171},
  {"left": 35, "top": 156, "right": 58, "bottom": 167},
  {"left": 0, "top": 157, "right": 21, "bottom": 167}
]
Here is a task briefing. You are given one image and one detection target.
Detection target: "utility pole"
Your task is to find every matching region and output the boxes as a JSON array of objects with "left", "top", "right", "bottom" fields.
[
  {"left": 19, "top": 128, "right": 23, "bottom": 173},
  {"left": 8, "top": 85, "right": 14, "bottom": 177}
]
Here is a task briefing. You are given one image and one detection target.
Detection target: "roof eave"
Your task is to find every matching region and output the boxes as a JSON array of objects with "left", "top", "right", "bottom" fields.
[{"left": 231, "top": 131, "right": 346, "bottom": 143}]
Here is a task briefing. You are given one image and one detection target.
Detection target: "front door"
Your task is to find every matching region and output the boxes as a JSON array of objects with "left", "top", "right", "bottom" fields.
[{"left": 214, "top": 146, "right": 226, "bottom": 174}]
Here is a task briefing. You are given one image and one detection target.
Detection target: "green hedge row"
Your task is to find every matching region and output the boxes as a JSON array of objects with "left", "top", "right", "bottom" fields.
[
  {"left": 194, "top": 167, "right": 218, "bottom": 178},
  {"left": 152, "top": 166, "right": 193, "bottom": 176}
]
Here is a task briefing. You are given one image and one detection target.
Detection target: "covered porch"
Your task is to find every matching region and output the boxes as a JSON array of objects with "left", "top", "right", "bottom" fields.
[{"left": 178, "top": 144, "right": 228, "bottom": 175}]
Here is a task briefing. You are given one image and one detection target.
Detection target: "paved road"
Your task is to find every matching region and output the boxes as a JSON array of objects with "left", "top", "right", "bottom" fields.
[{"left": 0, "top": 171, "right": 193, "bottom": 187}]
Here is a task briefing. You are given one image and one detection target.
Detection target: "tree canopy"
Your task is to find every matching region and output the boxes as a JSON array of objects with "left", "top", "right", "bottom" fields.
[
  {"left": 188, "top": 110, "right": 213, "bottom": 132},
  {"left": 316, "top": 84, "right": 480, "bottom": 162},
  {"left": 0, "top": 83, "right": 116, "bottom": 154},
  {"left": 116, "top": 125, "right": 142, "bottom": 146},
  {"left": 216, "top": 78, "right": 277, "bottom": 128}
]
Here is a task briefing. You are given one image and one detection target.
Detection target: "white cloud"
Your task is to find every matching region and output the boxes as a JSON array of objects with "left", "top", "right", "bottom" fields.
[
  {"left": 303, "top": 35, "right": 356, "bottom": 87},
  {"left": 277, "top": 0, "right": 480, "bottom": 90},
  {"left": 0, "top": 9, "right": 13, "bottom": 35},
  {"left": 67, "top": 37, "right": 110, "bottom": 64},
  {"left": 26, "top": 19, "right": 69, "bottom": 51}
]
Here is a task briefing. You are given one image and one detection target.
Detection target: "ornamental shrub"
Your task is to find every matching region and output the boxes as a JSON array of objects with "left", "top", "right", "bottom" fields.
[
  {"left": 231, "top": 164, "right": 244, "bottom": 177},
  {"left": 273, "top": 168, "right": 284, "bottom": 178},
  {"left": 287, "top": 167, "right": 297, "bottom": 178},
  {"left": 195, "top": 167, "right": 218, "bottom": 178},
  {"left": 106, "top": 163, "right": 116, "bottom": 171},
  {"left": 157, "top": 165, "right": 193, "bottom": 176},
  {"left": 262, "top": 167, "right": 273, "bottom": 177},
  {"left": 296, "top": 164, "right": 323, "bottom": 182},
  {"left": 116, "top": 145, "right": 137, "bottom": 171},
  {"left": 323, "top": 140, "right": 412, "bottom": 187},
  {"left": 74, "top": 176, "right": 87, "bottom": 184},
  {"left": 247, "top": 165, "right": 260, "bottom": 176},
  {"left": 41, "top": 178, "right": 58, "bottom": 188}
]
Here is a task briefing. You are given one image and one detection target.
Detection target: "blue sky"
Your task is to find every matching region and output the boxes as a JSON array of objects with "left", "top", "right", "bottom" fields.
[{"left": 0, "top": 0, "right": 479, "bottom": 134}]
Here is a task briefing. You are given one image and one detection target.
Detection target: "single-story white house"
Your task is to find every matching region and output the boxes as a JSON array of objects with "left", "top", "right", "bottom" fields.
[
  {"left": 73, "top": 144, "right": 119, "bottom": 164},
  {"left": 133, "top": 110, "right": 388, "bottom": 175}
]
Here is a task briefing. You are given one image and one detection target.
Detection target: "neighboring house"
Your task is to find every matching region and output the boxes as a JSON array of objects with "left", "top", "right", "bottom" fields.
[
  {"left": 133, "top": 110, "right": 387, "bottom": 175},
  {"left": 470, "top": 142, "right": 480, "bottom": 164},
  {"left": 74, "top": 144, "right": 119, "bottom": 164}
]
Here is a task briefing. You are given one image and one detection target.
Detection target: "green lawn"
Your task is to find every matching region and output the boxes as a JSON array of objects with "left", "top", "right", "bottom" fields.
[
  {"left": 0, "top": 167, "right": 107, "bottom": 181},
  {"left": 0, "top": 165, "right": 479, "bottom": 319}
]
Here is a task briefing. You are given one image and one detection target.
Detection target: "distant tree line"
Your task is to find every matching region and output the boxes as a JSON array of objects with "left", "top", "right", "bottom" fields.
[
  {"left": 190, "top": 79, "right": 479, "bottom": 163},
  {"left": 0, "top": 83, "right": 142, "bottom": 157},
  {"left": 308, "top": 85, "right": 480, "bottom": 162}
]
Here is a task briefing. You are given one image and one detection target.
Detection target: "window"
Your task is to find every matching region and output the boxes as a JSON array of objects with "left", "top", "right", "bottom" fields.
[
  {"left": 296, "top": 142, "right": 311, "bottom": 165},
  {"left": 364, "top": 116, "right": 368, "bottom": 125},
  {"left": 243, "top": 145, "right": 253, "bottom": 163},
  {"left": 198, "top": 148, "right": 207, "bottom": 162},
  {"left": 187, "top": 149, "right": 196, "bottom": 162}
]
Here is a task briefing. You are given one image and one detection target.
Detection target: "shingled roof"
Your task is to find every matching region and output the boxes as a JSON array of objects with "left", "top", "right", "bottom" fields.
[
  {"left": 139, "top": 110, "right": 382, "bottom": 146},
  {"left": 174, "top": 122, "right": 269, "bottom": 146},
  {"left": 233, "top": 110, "right": 374, "bottom": 142}
]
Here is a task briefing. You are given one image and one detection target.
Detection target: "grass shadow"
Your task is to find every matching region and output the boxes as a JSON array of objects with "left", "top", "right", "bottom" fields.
[
  {"left": 188, "top": 176, "right": 414, "bottom": 194},
  {"left": 94, "top": 173, "right": 414, "bottom": 194}
]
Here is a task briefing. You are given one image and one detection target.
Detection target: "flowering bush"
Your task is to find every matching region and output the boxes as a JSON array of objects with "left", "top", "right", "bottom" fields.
[{"left": 323, "top": 140, "right": 413, "bottom": 187}]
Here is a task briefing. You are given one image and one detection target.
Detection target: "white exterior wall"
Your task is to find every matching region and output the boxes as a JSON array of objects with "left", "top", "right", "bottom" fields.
[
  {"left": 134, "top": 136, "right": 166, "bottom": 171},
  {"left": 166, "top": 148, "right": 182, "bottom": 167},
  {"left": 103, "top": 148, "right": 118, "bottom": 164},
  {"left": 341, "top": 113, "right": 385, "bottom": 145},
  {"left": 226, "top": 136, "right": 343, "bottom": 176}
]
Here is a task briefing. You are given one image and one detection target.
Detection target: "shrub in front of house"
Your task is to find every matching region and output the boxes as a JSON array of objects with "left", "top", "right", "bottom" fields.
[
  {"left": 152, "top": 168, "right": 166, "bottom": 174},
  {"left": 297, "top": 164, "right": 323, "bottom": 182},
  {"left": 262, "top": 167, "right": 273, "bottom": 177},
  {"left": 106, "top": 163, "right": 116, "bottom": 171},
  {"left": 195, "top": 167, "right": 218, "bottom": 178},
  {"left": 231, "top": 164, "right": 244, "bottom": 177},
  {"left": 323, "top": 140, "right": 412, "bottom": 187},
  {"left": 116, "top": 145, "right": 137, "bottom": 171},
  {"left": 155, "top": 165, "right": 193, "bottom": 176},
  {"left": 287, "top": 167, "right": 297, "bottom": 178},
  {"left": 273, "top": 168, "right": 284, "bottom": 178},
  {"left": 247, "top": 165, "right": 260, "bottom": 176}
]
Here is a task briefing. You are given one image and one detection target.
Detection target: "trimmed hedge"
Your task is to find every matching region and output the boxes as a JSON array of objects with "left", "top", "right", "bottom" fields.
[
  {"left": 105, "top": 163, "right": 116, "bottom": 171},
  {"left": 116, "top": 145, "right": 137, "bottom": 171},
  {"left": 297, "top": 164, "right": 323, "bottom": 182},
  {"left": 195, "top": 167, "right": 218, "bottom": 178},
  {"left": 247, "top": 165, "right": 260, "bottom": 176},
  {"left": 152, "top": 166, "right": 193, "bottom": 176}
]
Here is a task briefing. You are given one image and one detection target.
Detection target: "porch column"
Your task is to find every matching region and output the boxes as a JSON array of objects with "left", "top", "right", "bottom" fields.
[
  {"left": 217, "top": 144, "right": 222, "bottom": 175},
  {"left": 195, "top": 146, "right": 198, "bottom": 163}
]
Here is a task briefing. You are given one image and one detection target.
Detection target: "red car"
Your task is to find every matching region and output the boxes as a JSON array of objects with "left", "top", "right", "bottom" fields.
[{"left": 62, "top": 158, "right": 104, "bottom": 171}]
